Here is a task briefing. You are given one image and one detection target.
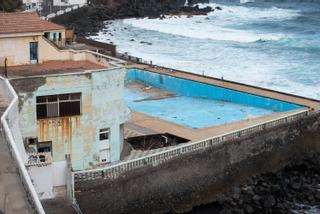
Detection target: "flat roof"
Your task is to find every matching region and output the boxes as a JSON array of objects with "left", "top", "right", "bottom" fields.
[{"left": 4, "top": 60, "right": 106, "bottom": 78}]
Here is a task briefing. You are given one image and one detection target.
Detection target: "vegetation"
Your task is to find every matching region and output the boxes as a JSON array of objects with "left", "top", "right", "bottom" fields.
[{"left": 0, "top": 0, "right": 23, "bottom": 12}]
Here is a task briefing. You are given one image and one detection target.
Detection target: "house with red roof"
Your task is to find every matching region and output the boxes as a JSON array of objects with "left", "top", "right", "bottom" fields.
[{"left": 0, "top": 12, "right": 66, "bottom": 66}]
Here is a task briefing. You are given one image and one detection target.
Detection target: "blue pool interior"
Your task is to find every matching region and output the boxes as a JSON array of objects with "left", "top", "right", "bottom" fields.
[{"left": 125, "top": 69, "right": 304, "bottom": 129}]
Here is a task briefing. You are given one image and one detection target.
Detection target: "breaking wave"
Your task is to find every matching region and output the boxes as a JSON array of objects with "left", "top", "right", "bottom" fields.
[{"left": 123, "top": 4, "right": 299, "bottom": 43}]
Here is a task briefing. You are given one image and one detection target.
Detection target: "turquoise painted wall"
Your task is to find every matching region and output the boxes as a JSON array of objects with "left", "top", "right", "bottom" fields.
[
  {"left": 15, "top": 68, "right": 129, "bottom": 171},
  {"left": 126, "top": 69, "right": 303, "bottom": 112}
]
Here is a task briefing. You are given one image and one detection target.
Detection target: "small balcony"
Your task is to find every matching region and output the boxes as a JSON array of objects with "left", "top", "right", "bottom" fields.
[{"left": 44, "top": 32, "right": 66, "bottom": 49}]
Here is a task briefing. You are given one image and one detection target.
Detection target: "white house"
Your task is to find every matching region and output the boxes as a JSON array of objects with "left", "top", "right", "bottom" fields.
[{"left": 53, "top": 0, "right": 87, "bottom": 7}]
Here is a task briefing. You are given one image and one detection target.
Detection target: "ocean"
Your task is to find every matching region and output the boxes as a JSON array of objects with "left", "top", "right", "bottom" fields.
[
  {"left": 90, "top": 1, "right": 320, "bottom": 212},
  {"left": 91, "top": 0, "right": 320, "bottom": 100}
]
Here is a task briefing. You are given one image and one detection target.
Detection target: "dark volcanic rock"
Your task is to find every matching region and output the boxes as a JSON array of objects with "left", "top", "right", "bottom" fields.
[
  {"left": 52, "top": 0, "right": 214, "bottom": 36},
  {"left": 190, "top": 153, "right": 320, "bottom": 213}
]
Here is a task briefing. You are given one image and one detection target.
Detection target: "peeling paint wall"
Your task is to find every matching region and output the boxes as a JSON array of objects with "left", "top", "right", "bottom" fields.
[{"left": 11, "top": 68, "right": 129, "bottom": 171}]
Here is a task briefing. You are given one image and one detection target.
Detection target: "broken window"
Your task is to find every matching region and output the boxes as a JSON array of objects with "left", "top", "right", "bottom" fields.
[
  {"left": 99, "top": 128, "right": 110, "bottom": 141},
  {"left": 36, "top": 93, "right": 81, "bottom": 119},
  {"left": 37, "top": 141, "right": 52, "bottom": 153}
]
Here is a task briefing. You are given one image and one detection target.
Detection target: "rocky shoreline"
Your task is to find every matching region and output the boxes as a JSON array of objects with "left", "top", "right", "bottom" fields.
[
  {"left": 52, "top": 0, "right": 216, "bottom": 36},
  {"left": 191, "top": 153, "right": 320, "bottom": 214}
]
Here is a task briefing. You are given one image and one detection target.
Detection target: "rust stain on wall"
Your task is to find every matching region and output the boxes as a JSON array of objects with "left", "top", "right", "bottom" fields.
[
  {"left": 38, "top": 116, "right": 78, "bottom": 146},
  {"left": 53, "top": 119, "right": 59, "bottom": 143},
  {"left": 76, "top": 116, "right": 80, "bottom": 129},
  {"left": 38, "top": 119, "right": 45, "bottom": 142}
]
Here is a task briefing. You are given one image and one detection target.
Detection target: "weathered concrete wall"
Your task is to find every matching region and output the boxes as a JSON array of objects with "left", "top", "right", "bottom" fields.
[
  {"left": 10, "top": 67, "right": 129, "bottom": 171},
  {"left": 75, "top": 111, "right": 320, "bottom": 213},
  {"left": 28, "top": 164, "right": 54, "bottom": 199},
  {"left": 0, "top": 33, "right": 66, "bottom": 66}
]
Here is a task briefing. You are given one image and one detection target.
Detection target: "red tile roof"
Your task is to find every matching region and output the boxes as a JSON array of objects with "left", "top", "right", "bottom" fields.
[{"left": 0, "top": 12, "right": 65, "bottom": 35}]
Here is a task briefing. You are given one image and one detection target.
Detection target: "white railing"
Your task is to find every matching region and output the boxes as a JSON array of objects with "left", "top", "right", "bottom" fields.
[
  {"left": 41, "top": 4, "right": 87, "bottom": 20},
  {"left": 0, "top": 77, "right": 45, "bottom": 214},
  {"left": 85, "top": 50, "right": 127, "bottom": 67},
  {"left": 74, "top": 108, "right": 309, "bottom": 182}
]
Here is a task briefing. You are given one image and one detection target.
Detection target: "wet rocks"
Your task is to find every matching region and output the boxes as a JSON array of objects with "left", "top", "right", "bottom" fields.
[
  {"left": 140, "top": 41, "right": 152, "bottom": 45},
  {"left": 52, "top": 0, "right": 215, "bottom": 37},
  {"left": 192, "top": 154, "right": 320, "bottom": 213}
]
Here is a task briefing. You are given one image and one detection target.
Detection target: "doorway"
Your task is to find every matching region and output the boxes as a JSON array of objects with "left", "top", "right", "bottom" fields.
[{"left": 30, "top": 42, "right": 38, "bottom": 64}]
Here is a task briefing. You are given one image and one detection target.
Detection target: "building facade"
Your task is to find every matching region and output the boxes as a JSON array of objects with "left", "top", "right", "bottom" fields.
[
  {"left": 0, "top": 12, "right": 66, "bottom": 67},
  {"left": 53, "top": 0, "right": 87, "bottom": 6},
  {"left": 1, "top": 12, "right": 129, "bottom": 199},
  {"left": 23, "top": 0, "right": 43, "bottom": 11}
]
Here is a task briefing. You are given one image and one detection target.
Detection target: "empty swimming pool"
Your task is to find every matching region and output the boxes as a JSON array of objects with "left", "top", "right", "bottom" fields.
[{"left": 125, "top": 69, "right": 303, "bottom": 129}]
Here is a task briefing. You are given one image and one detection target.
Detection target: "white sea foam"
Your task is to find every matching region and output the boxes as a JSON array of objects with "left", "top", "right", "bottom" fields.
[
  {"left": 123, "top": 4, "right": 299, "bottom": 43},
  {"left": 92, "top": 3, "right": 320, "bottom": 99},
  {"left": 124, "top": 17, "right": 284, "bottom": 43},
  {"left": 199, "top": 3, "right": 300, "bottom": 21}
]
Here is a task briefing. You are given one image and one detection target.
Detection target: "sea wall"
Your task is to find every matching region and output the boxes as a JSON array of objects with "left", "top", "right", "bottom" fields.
[{"left": 75, "top": 110, "right": 320, "bottom": 213}]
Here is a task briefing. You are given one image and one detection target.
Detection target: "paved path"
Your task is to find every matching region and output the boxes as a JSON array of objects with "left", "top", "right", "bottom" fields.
[{"left": 0, "top": 92, "right": 33, "bottom": 213}]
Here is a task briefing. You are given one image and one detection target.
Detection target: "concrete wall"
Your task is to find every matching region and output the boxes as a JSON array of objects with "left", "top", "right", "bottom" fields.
[
  {"left": 52, "top": 161, "right": 67, "bottom": 187},
  {"left": 10, "top": 67, "right": 129, "bottom": 170},
  {"left": 75, "top": 111, "right": 320, "bottom": 213},
  {"left": 0, "top": 79, "right": 28, "bottom": 162},
  {"left": 28, "top": 165, "right": 54, "bottom": 199},
  {"left": 0, "top": 33, "right": 66, "bottom": 66}
]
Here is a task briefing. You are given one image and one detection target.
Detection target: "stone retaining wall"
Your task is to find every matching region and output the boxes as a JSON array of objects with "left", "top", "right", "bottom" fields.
[{"left": 75, "top": 111, "right": 320, "bottom": 213}]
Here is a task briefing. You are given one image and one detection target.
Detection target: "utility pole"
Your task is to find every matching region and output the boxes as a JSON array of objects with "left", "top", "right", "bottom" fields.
[{"left": 4, "top": 57, "right": 8, "bottom": 78}]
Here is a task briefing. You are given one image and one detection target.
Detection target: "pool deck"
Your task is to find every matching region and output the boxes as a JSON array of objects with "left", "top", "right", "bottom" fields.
[
  {"left": 125, "top": 63, "right": 320, "bottom": 142},
  {"left": 127, "top": 64, "right": 320, "bottom": 110}
]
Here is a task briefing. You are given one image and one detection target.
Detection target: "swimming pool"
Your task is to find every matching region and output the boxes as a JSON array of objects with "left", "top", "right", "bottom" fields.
[{"left": 125, "top": 69, "right": 303, "bottom": 129}]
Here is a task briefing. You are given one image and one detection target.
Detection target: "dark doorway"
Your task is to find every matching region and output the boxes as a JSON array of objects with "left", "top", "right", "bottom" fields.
[
  {"left": 30, "top": 42, "right": 38, "bottom": 64},
  {"left": 127, "top": 133, "right": 189, "bottom": 150}
]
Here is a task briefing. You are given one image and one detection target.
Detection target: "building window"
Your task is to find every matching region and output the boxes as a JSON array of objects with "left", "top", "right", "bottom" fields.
[
  {"left": 99, "top": 128, "right": 109, "bottom": 141},
  {"left": 37, "top": 141, "right": 52, "bottom": 153},
  {"left": 99, "top": 128, "right": 110, "bottom": 163},
  {"left": 36, "top": 93, "right": 81, "bottom": 119}
]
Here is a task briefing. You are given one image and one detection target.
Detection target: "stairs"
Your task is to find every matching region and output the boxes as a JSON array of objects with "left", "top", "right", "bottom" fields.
[{"left": 0, "top": 88, "right": 33, "bottom": 213}]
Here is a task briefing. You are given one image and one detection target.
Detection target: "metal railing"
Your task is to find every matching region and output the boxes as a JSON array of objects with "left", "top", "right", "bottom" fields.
[
  {"left": 85, "top": 50, "right": 127, "bottom": 67},
  {"left": 46, "top": 38, "right": 66, "bottom": 49},
  {"left": 0, "top": 77, "right": 45, "bottom": 213},
  {"left": 74, "top": 108, "right": 309, "bottom": 183}
]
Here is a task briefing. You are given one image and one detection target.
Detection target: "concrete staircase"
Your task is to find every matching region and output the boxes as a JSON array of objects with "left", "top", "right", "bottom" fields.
[{"left": 0, "top": 92, "right": 33, "bottom": 213}]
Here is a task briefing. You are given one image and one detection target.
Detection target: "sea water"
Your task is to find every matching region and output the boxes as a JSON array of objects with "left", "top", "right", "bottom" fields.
[
  {"left": 92, "top": 0, "right": 320, "bottom": 211},
  {"left": 91, "top": 0, "right": 320, "bottom": 100}
]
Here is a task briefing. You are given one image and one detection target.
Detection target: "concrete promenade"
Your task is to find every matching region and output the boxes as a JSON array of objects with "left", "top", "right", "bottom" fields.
[{"left": 0, "top": 94, "right": 32, "bottom": 213}]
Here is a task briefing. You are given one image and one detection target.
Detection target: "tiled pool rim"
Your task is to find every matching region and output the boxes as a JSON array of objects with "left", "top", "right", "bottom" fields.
[{"left": 126, "top": 68, "right": 303, "bottom": 112}]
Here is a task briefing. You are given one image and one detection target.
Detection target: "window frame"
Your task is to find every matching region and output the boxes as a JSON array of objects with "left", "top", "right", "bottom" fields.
[
  {"left": 99, "top": 128, "right": 110, "bottom": 141},
  {"left": 36, "top": 93, "right": 82, "bottom": 120}
]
